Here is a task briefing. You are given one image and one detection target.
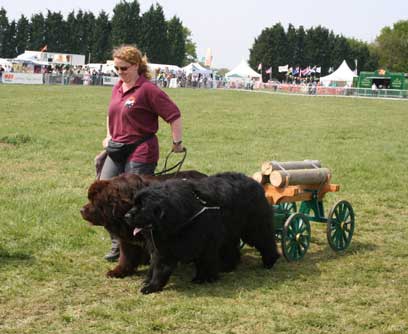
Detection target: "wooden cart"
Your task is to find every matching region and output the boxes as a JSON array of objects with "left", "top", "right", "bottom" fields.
[{"left": 255, "top": 160, "right": 355, "bottom": 261}]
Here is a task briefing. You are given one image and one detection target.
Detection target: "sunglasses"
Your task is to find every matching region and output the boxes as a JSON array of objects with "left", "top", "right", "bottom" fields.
[{"left": 114, "top": 65, "right": 132, "bottom": 71}]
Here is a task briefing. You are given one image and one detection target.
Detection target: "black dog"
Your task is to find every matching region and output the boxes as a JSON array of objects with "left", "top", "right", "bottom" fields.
[
  {"left": 125, "top": 172, "right": 279, "bottom": 294},
  {"left": 80, "top": 170, "right": 207, "bottom": 278}
]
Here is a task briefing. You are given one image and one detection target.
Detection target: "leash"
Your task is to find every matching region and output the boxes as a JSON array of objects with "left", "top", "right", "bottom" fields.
[{"left": 154, "top": 148, "right": 187, "bottom": 176}]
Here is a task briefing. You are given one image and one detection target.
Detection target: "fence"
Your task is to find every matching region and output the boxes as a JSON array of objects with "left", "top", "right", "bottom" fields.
[
  {"left": 259, "top": 82, "right": 408, "bottom": 99},
  {"left": 2, "top": 73, "right": 407, "bottom": 100}
]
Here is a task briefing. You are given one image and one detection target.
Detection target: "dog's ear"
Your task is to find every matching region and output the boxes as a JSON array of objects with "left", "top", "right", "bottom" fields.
[{"left": 88, "top": 180, "right": 109, "bottom": 200}]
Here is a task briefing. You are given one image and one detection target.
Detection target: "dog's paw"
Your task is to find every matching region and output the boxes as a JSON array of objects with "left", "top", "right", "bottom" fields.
[
  {"left": 263, "top": 254, "right": 280, "bottom": 269},
  {"left": 107, "top": 270, "right": 123, "bottom": 278},
  {"left": 140, "top": 284, "right": 162, "bottom": 294},
  {"left": 106, "top": 268, "right": 129, "bottom": 278}
]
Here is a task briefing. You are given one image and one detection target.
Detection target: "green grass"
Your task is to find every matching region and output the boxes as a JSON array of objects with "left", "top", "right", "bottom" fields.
[{"left": 0, "top": 85, "right": 407, "bottom": 333}]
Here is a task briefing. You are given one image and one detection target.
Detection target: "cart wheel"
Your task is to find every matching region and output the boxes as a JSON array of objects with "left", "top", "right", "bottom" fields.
[
  {"left": 282, "top": 213, "right": 311, "bottom": 261},
  {"left": 279, "top": 202, "right": 297, "bottom": 214},
  {"left": 327, "top": 200, "right": 355, "bottom": 251}
]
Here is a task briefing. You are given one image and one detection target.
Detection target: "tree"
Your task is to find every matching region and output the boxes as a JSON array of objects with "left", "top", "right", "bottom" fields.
[
  {"left": 330, "top": 34, "right": 352, "bottom": 70},
  {"left": 0, "top": 7, "right": 9, "bottom": 57},
  {"left": 249, "top": 27, "right": 272, "bottom": 81},
  {"left": 295, "top": 26, "right": 306, "bottom": 67},
  {"left": 29, "top": 13, "right": 46, "bottom": 51},
  {"left": 167, "top": 16, "right": 185, "bottom": 66},
  {"left": 82, "top": 12, "right": 96, "bottom": 62},
  {"left": 65, "top": 11, "right": 80, "bottom": 53},
  {"left": 15, "top": 15, "right": 30, "bottom": 54},
  {"left": 44, "top": 10, "right": 66, "bottom": 52},
  {"left": 111, "top": 0, "right": 141, "bottom": 47},
  {"left": 5, "top": 20, "right": 17, "bottom": 58},
  {"left": 139, "top": 4, "right": 169, "bottom": 63},
  {"left": 183, "top": 27, "right": 197, "bottom": 64},
  {"left": 249, "top": 23, "right": 288, "bottom": 81},
  {"left": 286, "top": 24, "right": 297, "bottom": 66},
  {"left": 92, "top": 11, "right": 112, "bottom": 63},
  {"left": 304, "top": 26, "right": 331, "bottom": 70},
  {"left": 347, "top": 38, "right": 377, "bottom": 72},
  {"left": 375, "top": 20, "right": 408, "bottom": 72}
]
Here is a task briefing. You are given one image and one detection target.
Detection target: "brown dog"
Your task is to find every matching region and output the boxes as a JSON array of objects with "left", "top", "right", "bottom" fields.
[{"left": 80, "top": 171, "right": 207, "bottom": 278}]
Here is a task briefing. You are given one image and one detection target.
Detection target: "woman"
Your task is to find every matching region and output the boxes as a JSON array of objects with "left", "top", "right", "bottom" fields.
[{"left": 99, "top": 45, "right": 184, "bottom": 261}]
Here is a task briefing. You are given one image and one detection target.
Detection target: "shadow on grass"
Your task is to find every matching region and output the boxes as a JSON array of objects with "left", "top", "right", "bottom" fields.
[
  {"left": 0, "top": 247, "right": 35, "bottom": 267},
  {"left": 144, "top": 239, "right": 377, "bottom": 297},
  {"left": 305, "top": 238, "right": 378, "bottom": 264}
]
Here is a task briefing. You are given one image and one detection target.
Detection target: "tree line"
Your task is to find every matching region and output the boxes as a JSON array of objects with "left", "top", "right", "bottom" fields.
[
  {"left": 0, "top": 0, "right": 197, "bottom": 66},
  {"left": 249, "top": 21, "right": 408, "bottom": 80},
  {"left": 1, "top": 0, "right": 407, "bottom": 74}
]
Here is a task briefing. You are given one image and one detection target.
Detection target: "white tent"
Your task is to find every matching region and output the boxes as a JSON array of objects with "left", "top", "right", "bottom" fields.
[
  {"left": 225, "top": 60, "right": 261, "bottom": 81},
  {"left": 0, "top": 58, "right": 12, "bottom": 66},
  {"left": 14, "top": 53, "right": 49, "bottom": 65},
  {"left": 320, "top": 60, "right": 357, "bottom": 87},
  {"left": 182, "top": 62, "right": 212, "bottom": 75},
  {"left": 0, "top": 58, "right": 13, "bottom": 71},
  {"left": 149, "top": 63, "right": 182, "bottom": 73}
]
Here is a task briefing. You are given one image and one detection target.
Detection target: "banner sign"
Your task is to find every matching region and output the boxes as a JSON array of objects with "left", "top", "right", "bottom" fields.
[
  {"left": 2, "top": 72, "right": 43, "bottom": 85},
  {"left": 102, "top": 76, "right": 119, "bottom": 86}
]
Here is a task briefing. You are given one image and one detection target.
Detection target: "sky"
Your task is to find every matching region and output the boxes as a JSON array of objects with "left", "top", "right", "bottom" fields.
[{"left": 1, "top": 0, "right": 408, "bottom": 69}]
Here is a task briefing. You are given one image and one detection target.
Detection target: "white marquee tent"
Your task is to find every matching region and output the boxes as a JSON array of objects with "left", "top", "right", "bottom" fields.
[
  {"left": 225, "top": 60, "right": 261, "bottom": 81},
  {"left": 182, "top": 62, "right": 212, "bottom": 75},
  {"left": 149, "top": 63, "right": 182, "bottom": 73},
  {"left": 320, "top": 60, "right": 357, "bottom": 87},
  {"left": 0, "top": 58, "right": 13, "bottom": 70}
]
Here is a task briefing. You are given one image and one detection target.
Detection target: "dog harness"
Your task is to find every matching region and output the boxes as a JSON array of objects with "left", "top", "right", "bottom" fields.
[
  {"left": 145, "top": 193, "right": 221, "bottom": 253},
  {"left": 188, "top": 192, "right": 220, "bottom": 222}
]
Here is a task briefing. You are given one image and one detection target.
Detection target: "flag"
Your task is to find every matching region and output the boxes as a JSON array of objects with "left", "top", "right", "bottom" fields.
[
  {"left": 316, "top": 66, "right": 321, "bottom": 73},
  {"left": 310, "top": 66, "right": 316, "bottom": 74},
  {"left": 292, "top": 67, "right": 299, "bottom": 76},
  {"left": 288, "top": 67, "right": 293, "bottom": 75},
  {"left": 258, "top": 63, "right": 262, "bottom": 71},
  {"left": 328, "top": 66, "right": 334, "bottom": 73},
  {"left": 300, "top": 66, "right": 310, "bottom": 76},
  {"left": 40, "top": 45, "right": 48, "bottom": 52},
  {"left": 265, "top": 67, "right": 272, "bottom": 74},
  {"left": 278, "top": 64, "right": 288, "bottom": 73}
]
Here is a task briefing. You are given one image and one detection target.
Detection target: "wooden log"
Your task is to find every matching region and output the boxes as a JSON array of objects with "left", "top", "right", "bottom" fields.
[
  {"left": 269, "top": 168, "right": 331, "bottom": 187},
  {"left": 261, "top": 160, "right": 321, "bottom": 175},
  {"left": 252, "top": 171, "right": 270, "bottom": 185}
]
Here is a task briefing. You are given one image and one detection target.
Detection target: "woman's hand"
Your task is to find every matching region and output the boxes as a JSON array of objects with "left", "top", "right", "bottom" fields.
[
  {"left": 172, "top": 141, "right": 185, "bottom": 153},
  {"left": 102, "top": 136, "right": 111, "bottom": 149}
]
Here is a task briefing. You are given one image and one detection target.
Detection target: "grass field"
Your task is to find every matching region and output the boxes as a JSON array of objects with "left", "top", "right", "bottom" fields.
[{"left": 0, "top": 85, "right": 407, "bottom": 333}]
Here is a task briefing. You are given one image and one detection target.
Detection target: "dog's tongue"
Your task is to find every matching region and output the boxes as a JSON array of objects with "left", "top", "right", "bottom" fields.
[{"left": 133, "top": 227, "right": 143, "bottom": 236}]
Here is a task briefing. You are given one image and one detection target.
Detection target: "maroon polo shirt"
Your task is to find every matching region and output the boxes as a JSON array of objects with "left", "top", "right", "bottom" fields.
[{"left": 108, "top": 75, "right": 181, "bottom": 163}]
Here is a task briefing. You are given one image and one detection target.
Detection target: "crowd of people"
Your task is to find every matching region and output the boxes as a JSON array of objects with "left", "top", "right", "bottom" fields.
[
  {"left": 0, "top": 59, "right": 227, "bottom": 88},
  {"left": 155, "top": 69, "right": 221, "bottom": 89}
]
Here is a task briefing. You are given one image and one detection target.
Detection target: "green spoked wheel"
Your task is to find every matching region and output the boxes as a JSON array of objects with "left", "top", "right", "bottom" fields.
[
  {"left": 327, "top": 200, "right": 355, "bottom": 251},
  {"left": 282, "top": 213, "right": 311, "bottom": 261},
  {"left": 279, "top": 202, "right": 297, "bottom": 215}
]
